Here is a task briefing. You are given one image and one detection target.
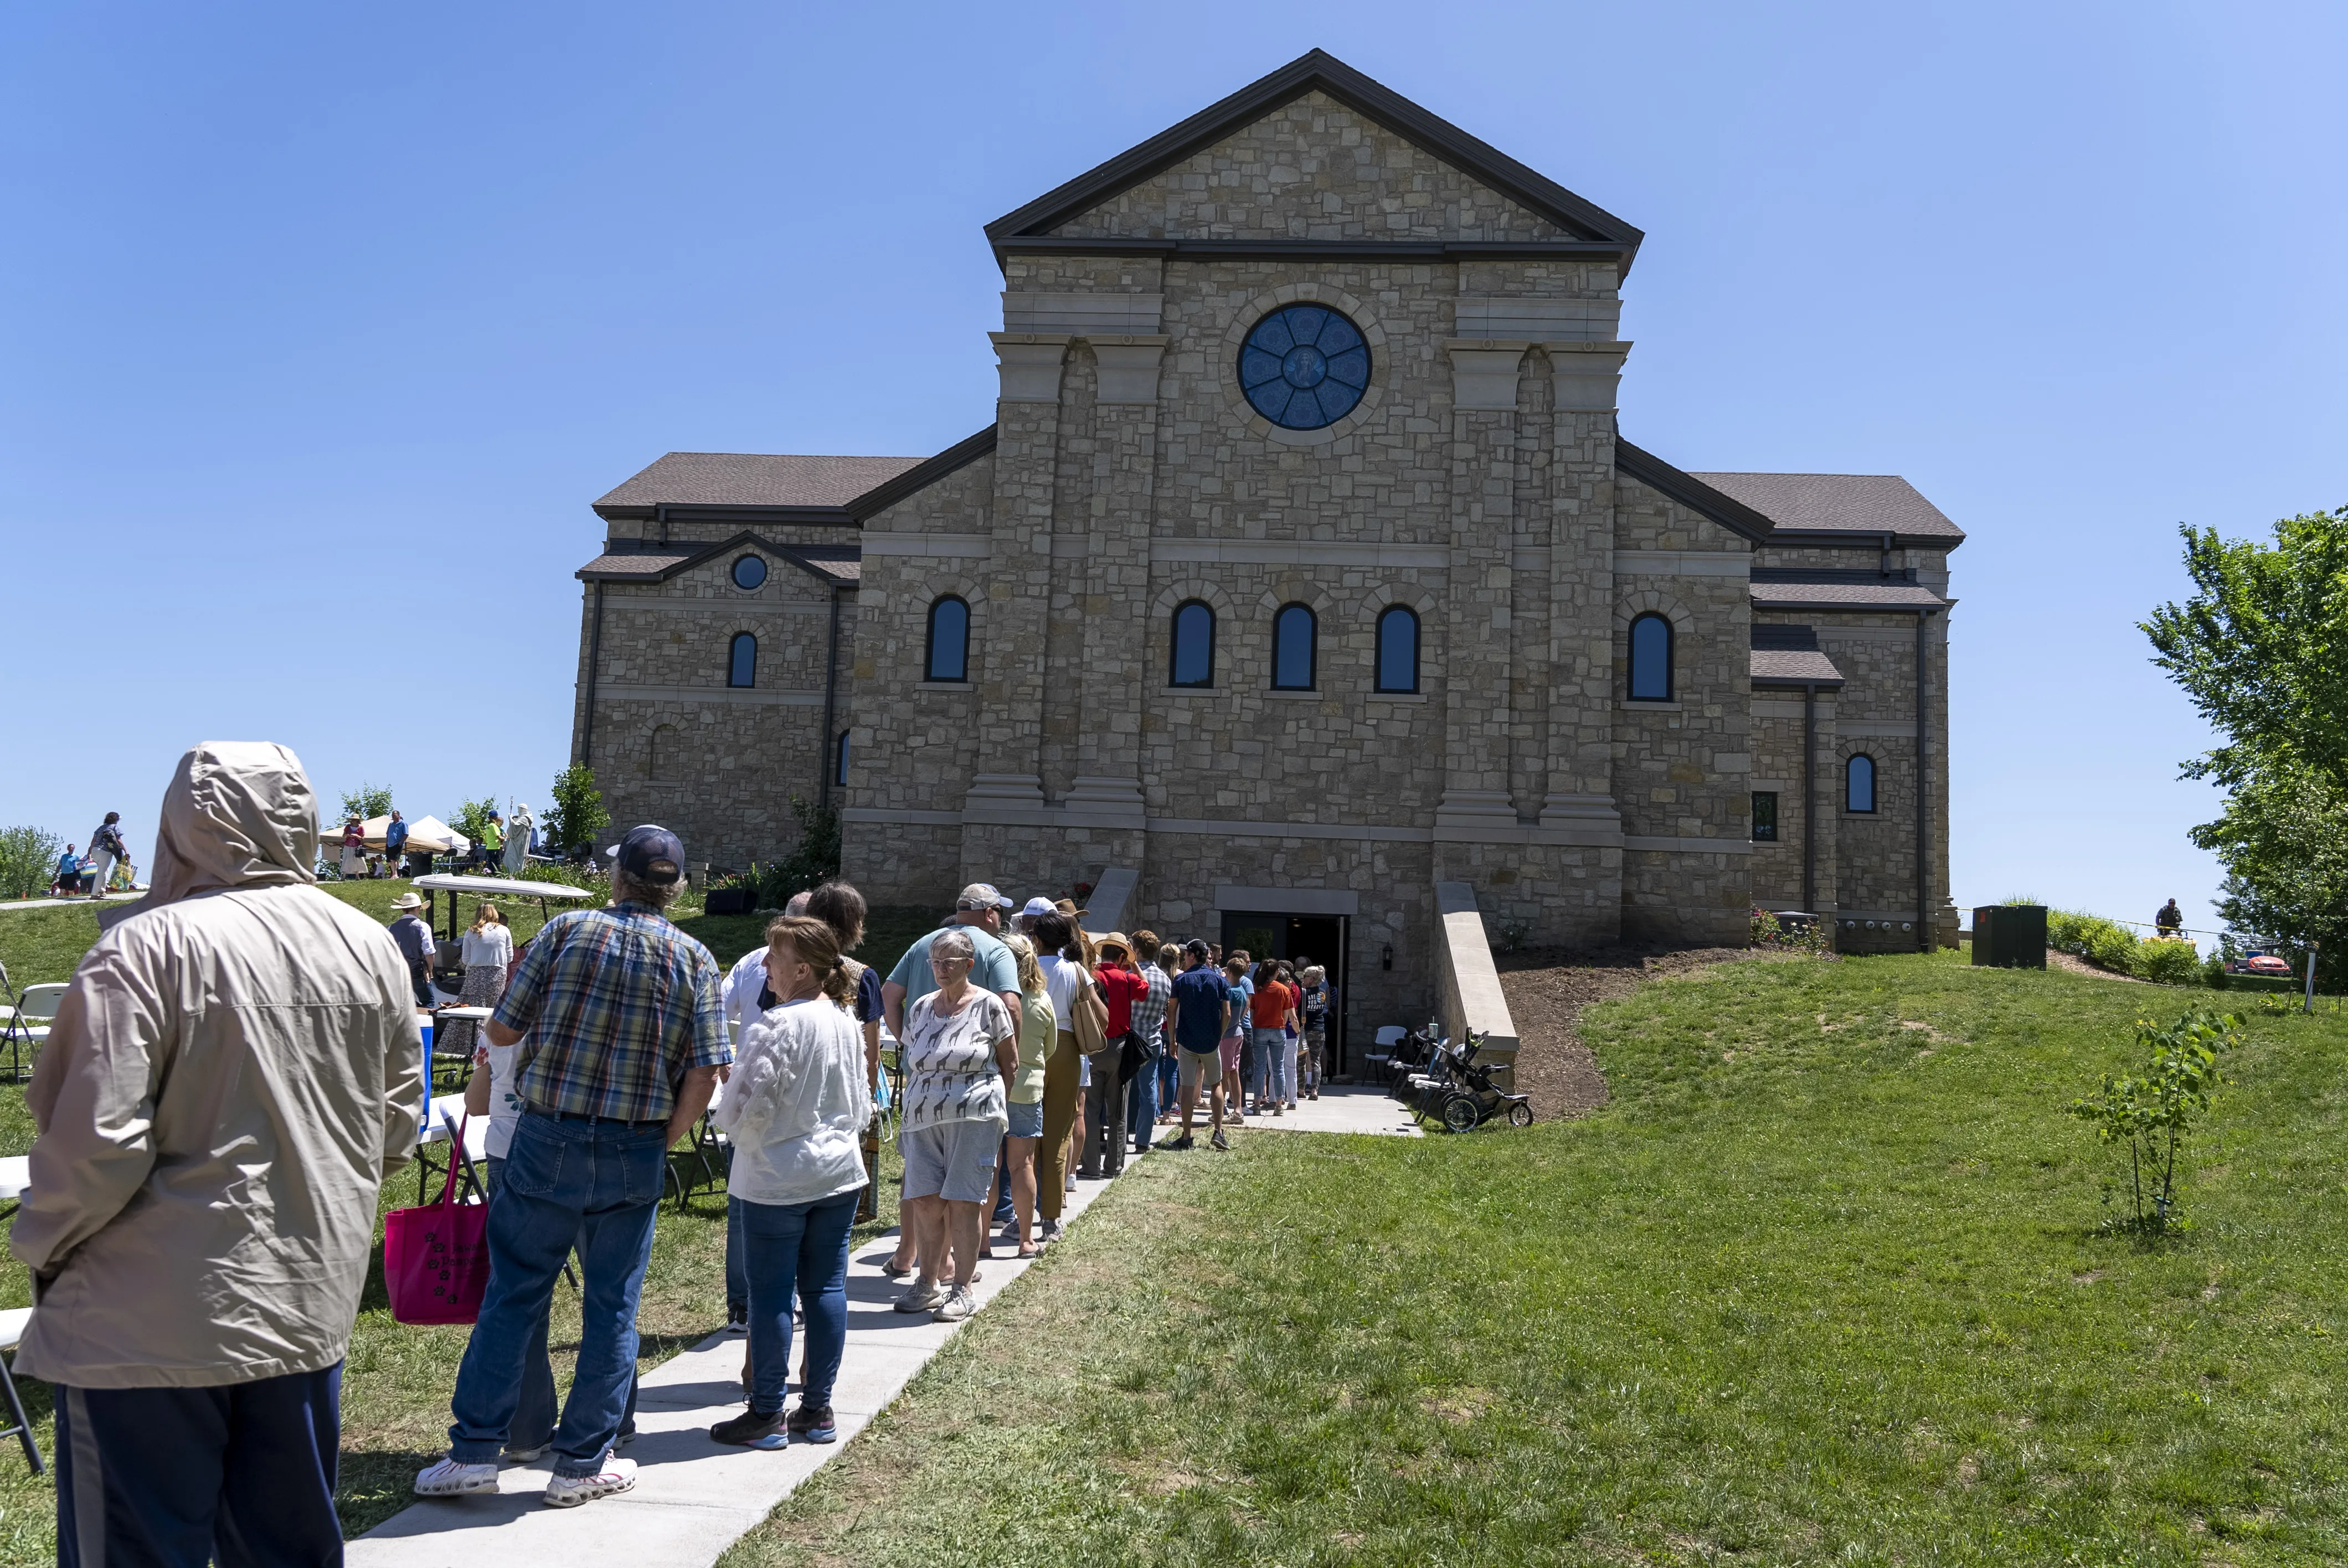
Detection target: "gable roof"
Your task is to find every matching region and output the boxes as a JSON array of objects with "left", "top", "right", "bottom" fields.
[
  {"left": 1690, "top": 472, "right": 1965, "bottom": 546},
  {"left": 575, "top": 532, "right": 863, "bottom": 587},
  {"left": 985, "top": 50, "right": 1644, "bottom": 272},
  {"left": 1615, "top": 440, "right": 1778, "bottom": 544}
]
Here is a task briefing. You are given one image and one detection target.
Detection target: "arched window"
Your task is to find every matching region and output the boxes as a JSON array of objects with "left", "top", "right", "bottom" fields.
[
  {"left": 835, "top": 730, "right": 851, "bottom": 787},
  {"left": 1271, "top": 603, "right": 1316, "bottom": 689},
  {"left": 925, "top": 596, "right": 969, "bottom": 682},
  {"left": 728, "top": 633, "right": 756, "bottom": 688},
  {"left": 1628, "top": 613, "right": 1673, "bottom": 702},
  {"left": 1376, "top": 605, "right": 1419, "bottom": 693},
  {"left": 1170, "top": 600, "right": 1215, "bottom": 688},
  {"left": 1846, "top": 753, "right": 1877, "bottom": 813}
]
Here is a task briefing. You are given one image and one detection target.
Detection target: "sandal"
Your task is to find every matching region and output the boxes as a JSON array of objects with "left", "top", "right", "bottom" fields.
[
  {"left": 1016, "top": 1246, "right": 1042, "bottom": 1258},
  {"left": 881, "top": 1260, "right": 912, "bottom": 1281}
]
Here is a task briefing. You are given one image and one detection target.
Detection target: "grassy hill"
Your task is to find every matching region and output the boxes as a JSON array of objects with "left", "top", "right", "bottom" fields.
[{"left": 727, "top": 949, "right": 2348, "bottom": 1566}]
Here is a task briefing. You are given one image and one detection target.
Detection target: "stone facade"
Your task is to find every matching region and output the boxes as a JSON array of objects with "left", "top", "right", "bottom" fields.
[{"left": 568, "top": 52, "right": 1964, "bottom": 1056}]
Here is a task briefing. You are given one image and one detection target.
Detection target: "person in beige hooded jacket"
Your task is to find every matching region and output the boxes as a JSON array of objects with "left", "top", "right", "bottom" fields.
[{"left": 13, "top": 741, "right": 425, "bottom": 1568}]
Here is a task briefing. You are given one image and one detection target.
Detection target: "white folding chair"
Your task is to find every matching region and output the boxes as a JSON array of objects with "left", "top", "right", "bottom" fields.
[
  {"left": 0, "top": 1309, "right": 42, "bottom": 1473},
  {"left": 1, "top": 985, "right": 67, "bottom": 1080}
]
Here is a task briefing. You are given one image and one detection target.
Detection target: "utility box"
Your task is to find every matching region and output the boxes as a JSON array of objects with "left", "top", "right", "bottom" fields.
[{"left": 1973, "top": 905, "right": 2047, "bottom": 968}]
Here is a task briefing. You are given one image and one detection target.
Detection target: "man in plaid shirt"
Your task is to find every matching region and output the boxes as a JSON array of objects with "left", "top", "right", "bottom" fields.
[
  {"left": 1125, "top": 928, "right": 1172, "bottom": 1155},
  {"left": 418, "top": 825, "right": 728, "bottom": 1510}
]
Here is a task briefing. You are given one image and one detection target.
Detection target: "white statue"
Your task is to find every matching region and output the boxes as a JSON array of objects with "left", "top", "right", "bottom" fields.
[{"left": 505, "top": 802, "right": 534, "bottom": 876}]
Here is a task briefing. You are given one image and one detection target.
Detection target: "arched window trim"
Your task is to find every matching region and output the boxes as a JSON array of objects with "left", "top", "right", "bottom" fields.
[
  {"left": 1170, "top": 599, "right": 1216, "bottom": 688},
  {"left": 727, "top": 632, "right": 757, "bottom": 689},
  {"left": 1627, "top": 612, "right": 1674, "bottom": 702},
  {"left": 1374, "top": 605, "right": 1420, "bottom": 694},
  {"left": 925, "top": 595, "right": 970, "bottom": 683},
  {"left": 1846, "top": 752, "right": 1877, "bottom": 814},
  {"left": 1271, "top": 601, "right": 1317, "bottom": 690}
]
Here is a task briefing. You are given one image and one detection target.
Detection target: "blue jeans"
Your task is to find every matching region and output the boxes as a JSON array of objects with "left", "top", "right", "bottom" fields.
[
  {"left": 1127, "top": 1053, "right": 1159, "bottom": 1149},
  {"left": 450, "top": 1111, "right": 665, "bottom": 1477},
  {"left": 992, "top": 1136, "right": 1016, "bottom": 1225},
  {"left": 737, "top": 1188, "right": 859, "bottom": 1416},
  {"left": 726, "top": 1184, "right": 749, "bottom": 1313},
  {"left": 483, "top": 1156, "right": 560, "bottom": 1451},
  {"left": 54, "top": 1365, "right": 342, "bottom": 1568},
  {"left": 1253, "top": 1027, "right": 1293, "bottom": 1105},
  {"left": 1154, "top": 1050, "right": 1178, "bottom": 1115}
]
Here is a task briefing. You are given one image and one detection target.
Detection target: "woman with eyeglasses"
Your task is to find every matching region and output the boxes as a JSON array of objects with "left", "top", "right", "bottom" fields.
[{"left": 891, "top": 927, "right": 1015, "bottom": 1322}]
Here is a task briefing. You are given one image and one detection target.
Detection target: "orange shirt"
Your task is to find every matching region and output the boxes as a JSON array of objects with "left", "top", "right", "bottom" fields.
[{"left": 1248, "top": 979, "right": 1294, "bottom": 1029}]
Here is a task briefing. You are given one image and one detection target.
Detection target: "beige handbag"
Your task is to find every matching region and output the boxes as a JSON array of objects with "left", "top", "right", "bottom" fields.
[{"left": 1068, "top": 969, "right": 1109, "bottom": 1057}]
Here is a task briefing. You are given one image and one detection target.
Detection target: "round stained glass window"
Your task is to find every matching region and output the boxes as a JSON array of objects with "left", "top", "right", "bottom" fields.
[
  {"left": 1238, "top": 305, "right": 1370, "bottom": 430},
  {"left": 731, "top": 555, "right": 767, "bottom": 590}
]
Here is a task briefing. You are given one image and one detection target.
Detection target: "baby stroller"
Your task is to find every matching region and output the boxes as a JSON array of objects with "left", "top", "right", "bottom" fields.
[{"left": 1432, "top": 1048, "right": 1533, "bottom": 1134}]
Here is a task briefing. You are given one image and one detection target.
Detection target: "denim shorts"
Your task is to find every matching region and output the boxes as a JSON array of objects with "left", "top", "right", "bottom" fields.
[
  {"left": 900, "top": 1117, "right": 1001, "bottom": 1203},
  {"left": 1005, "top": 1098, "right": 1044, "bottom": 1139}
]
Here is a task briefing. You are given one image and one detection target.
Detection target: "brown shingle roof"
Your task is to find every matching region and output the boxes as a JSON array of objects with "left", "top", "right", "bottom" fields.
[
  {"left": 1750, "top": 581, "right": 1949, "bottom": 611},
  {"left": 1691, "top": 472, "right": 1964, "bottom": 543},
  {"left": 1750, "top": 649, "right": 1845, "bottom": 685},
  {"left": 576, "top": 549, "right": 697, "bottom": 578},
  {"left": 595, "top": 452, "right": 929, "bottom": 513}
]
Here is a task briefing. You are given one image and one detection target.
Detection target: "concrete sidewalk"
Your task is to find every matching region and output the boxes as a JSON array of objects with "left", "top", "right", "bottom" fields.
[
  {"left": 350, "top": 1155, "right": 1140, "bottom": 1568},
  {"left": 1155, "top": 1083, "right": 1424, "bottom": 1139},
  {"left": 0, "top": 891, "right": 143, "bottom": 913}
]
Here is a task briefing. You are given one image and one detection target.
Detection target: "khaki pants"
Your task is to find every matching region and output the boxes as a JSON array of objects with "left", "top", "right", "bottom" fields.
[{"left": 1037, "top": 1034, "right": 1080, "bottom": 1221}]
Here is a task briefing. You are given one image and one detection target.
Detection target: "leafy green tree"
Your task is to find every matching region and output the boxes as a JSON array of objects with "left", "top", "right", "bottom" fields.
[
  {"left": 450, "top": 796, "right": 501, "bottom": 848},
  {"left": 338, "top": 783, "right": 393, "bottom": 822},
  {"left": 2144, "top": 511, "right": 2348, "bottom": 979},
  {"left": 2143, "top": 509, "right": 2348, "bottom": 792},
  {"left": 0, "top": 826, "right": 65, "bottom": 901},
  {"left": 545, "top": 764, "right": 608, "bottom": 858}
]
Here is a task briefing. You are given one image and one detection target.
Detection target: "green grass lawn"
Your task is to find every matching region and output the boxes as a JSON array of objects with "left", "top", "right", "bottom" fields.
[
  {"left": 725, "top": 950, "right": 2348, "bottom": 1567},
  {"left": 0, "top": 882, "right": 950, "bottom": 1562}
]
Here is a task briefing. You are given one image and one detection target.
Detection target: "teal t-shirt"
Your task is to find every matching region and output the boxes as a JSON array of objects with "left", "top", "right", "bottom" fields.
[{"left": 888, "top": 922, "right": 1018, "bottom": 1007}]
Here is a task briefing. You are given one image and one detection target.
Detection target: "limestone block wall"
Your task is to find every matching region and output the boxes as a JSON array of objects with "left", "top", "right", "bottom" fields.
[
  {"left": 579, "top": 541, "right": 853, "bottom": 870},
  {"left": 1747, "top": 692, "right": 1839, "bottom": 916}
]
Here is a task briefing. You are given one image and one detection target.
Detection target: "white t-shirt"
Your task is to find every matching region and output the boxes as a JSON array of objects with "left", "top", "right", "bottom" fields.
[
  {"left": 477, "top": 1040, "right": 524, "bottom": 1159},
  {"left": 723, "top": 947, "right": 769, "bottom": 1038},
  {"left": 715, "top": 997, "right": 872, "bottom": 1206},
  {"left": 1036, "top": 953, "right": 1087, "bottom": 1035},
  {"left": 460, "top": 924, "right": 512, "bottom": 969}
]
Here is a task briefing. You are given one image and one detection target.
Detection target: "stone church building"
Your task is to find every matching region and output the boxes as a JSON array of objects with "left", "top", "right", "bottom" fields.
[{"left": 569, "top": 51, "right": 1962, "bottom": 1059}]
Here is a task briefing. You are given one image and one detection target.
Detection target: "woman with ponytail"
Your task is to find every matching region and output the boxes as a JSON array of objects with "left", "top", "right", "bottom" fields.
[{"left": 707, "top": 915, "right": 871, "bottom": 1450}]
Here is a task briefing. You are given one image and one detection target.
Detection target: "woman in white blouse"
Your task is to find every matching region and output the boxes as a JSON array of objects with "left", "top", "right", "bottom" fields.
[
  {"left": 707, "top": 915, "right": 872, "bottom": 1450},
  {"left": 445, "top": 901, "right": 512, "bottom": 1058}
]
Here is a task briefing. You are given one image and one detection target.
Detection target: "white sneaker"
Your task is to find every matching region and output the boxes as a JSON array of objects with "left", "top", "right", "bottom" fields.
[
  {"left": 414, "top": 1455, "right": 500, "bottom": 1497},
  {"left": 931, "top": 1283, "right": 977, "bottom": 1322},
  {"left": 543, "top": 1453, "right": 636, "bottom": 1508},
  {"left": 893, "top": 1278, "right": 945, "bottom": 1313}
]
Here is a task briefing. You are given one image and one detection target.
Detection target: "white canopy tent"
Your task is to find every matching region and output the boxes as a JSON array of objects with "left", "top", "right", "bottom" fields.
[{"left": 333, "top": 814, "right": 471, "bottom": 855}]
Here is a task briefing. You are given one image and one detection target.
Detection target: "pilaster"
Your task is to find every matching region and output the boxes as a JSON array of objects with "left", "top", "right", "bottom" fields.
[
  {"left": 969, "top": 331, "right": 1070, "bottom": 817},
  {"left": 1541, "top": 340, "right": 1633, "bottom": 837},
  {"left": 1435, "top": 342, "right": 1520, "bottom": 833}
]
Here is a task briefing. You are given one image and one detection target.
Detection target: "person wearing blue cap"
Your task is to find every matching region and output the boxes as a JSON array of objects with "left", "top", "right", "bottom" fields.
[{"left": 416, "top": 824, "right": 730, "bottom": 1510}]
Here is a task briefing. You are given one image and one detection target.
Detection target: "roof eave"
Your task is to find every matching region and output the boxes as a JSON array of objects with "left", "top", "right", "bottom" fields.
[
  {"left": 847, "top": 425, "right": 1000, "bottom": 523},
  {"left": 1615, "top": 440, "right": 1777, "bottom": 545},
  {"left": 983, "top": 49, "right": 1643, "bottom": 274},
  {"left": 575, "top": 529, "right": 864, "bottom": 587},
  {"left": 1764, "top": 526, "right": 1968, "bottom": 554}
]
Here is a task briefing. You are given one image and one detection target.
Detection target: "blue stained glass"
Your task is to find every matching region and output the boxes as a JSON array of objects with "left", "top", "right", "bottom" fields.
[
  {"left": 1629, "top": 614, "right": 1671, "bottom": 700},
  {"left": 927, "top": 597, "right": 969, "bottom": 682},
  {"left": 1171, "top": 602, "right": 1214, "bottom": 687},
  {"left": 729, "top": 632, "right": 758, "bottom": 688},
  {"left": 1376, "top": 606, "right": 1418, "bottom": 693},
  {"left": 1846, "top": 754, "right": 1876, "bottom": 813},
  {"left": 1239, "top": 305, "right": 1371, "bottom": 430},
  {"left": 1273, "top": 604, "right": 1315, "bottom": 689},
  {"left": 1240, "top": 348, "right": 1286, "bottom": 387}
]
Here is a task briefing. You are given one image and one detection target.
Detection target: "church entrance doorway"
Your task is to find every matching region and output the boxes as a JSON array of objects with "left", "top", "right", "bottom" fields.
[{"left": 1218, "top": 911, "right": 1349, "bottom": 1079}]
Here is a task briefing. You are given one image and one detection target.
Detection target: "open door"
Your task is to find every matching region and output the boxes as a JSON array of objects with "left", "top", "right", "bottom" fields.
[{"left": 1218, "top": 911, "right": 1349, "bottom": 1079}]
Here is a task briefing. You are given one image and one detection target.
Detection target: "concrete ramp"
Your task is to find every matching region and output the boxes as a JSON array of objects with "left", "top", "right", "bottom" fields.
[{"left": 1434, "top": 881, "right": 1521, "bottom": 1087}]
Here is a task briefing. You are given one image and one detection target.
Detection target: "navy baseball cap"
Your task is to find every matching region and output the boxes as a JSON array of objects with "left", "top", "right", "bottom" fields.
[{"left": 610, "top": 824, "right": 686, "bottom": 884}]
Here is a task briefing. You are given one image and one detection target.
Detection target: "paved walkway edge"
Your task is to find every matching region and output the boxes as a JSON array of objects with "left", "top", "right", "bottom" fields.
[{"left": 348, "top": 1149, "right": 1146, "bottom": 1568}]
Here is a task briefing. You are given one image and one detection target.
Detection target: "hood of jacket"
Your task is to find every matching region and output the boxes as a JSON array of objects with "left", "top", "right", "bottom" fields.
[{"left": 100, "top": 741, "right": 318, "bottom": 931}]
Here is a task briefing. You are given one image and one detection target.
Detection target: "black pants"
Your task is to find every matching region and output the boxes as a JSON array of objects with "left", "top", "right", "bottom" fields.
[{"left": 55, "top": 1363, "right": 343, "bottom": 1568}]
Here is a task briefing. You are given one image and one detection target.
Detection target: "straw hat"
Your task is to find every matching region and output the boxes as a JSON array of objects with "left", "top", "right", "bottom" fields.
[
  {"left": 390, "top": 891, "right": 425, "bottom": 912},
  {"left": 1096, "top": 931, "right": 1132, "bottom": 959}
]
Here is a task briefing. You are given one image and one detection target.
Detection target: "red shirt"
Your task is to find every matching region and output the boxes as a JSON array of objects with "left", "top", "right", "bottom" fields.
[
  {"left": 1098, "top": 964, "right": 1148, "bottom": 1035},
  {"left": 1249, "top": 979, "right": 1295, "bottom": 1029}
]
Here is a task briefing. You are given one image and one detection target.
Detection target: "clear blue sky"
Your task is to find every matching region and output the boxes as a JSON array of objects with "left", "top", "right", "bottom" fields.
[{"left": 6, "top": 2, "right": 2342, "bottom": 938}]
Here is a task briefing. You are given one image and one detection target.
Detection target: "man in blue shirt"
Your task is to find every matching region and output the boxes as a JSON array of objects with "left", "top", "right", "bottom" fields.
[
  {"left": 881, "top": 883, "right": 1021, "bottom": 1035},
  {"left": 384, "top": 811, "right": 410, "bottom": 878},
  {"left": 1160, "top": 940, "right": 1234, "bottom": 1152}
]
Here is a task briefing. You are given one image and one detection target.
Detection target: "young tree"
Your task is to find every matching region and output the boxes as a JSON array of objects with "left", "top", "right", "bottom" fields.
[
  {"left": 450, "top": 796, "right": 501, "bottom": 848},
  {"left": 545, "top": 764, "right": 609, "bottom": 859}
]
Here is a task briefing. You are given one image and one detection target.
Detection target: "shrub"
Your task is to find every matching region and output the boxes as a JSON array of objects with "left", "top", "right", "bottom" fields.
[
  {"left": 753, "top": 796, "right": 842, "bottom": 908},
  {"left": 1751, "top": 907, "right": 1829, "bottom": 953},
  {"left": 2067, "top": 1006, "right": 2241, "bottom": 1234},
  {"left": 513, "top": 862, "right": 602, "bottom": 893},
  {"left": 0, "top": 826, "right": 65, "bottom": 900},
  {"left": 2135, "top": 939, "right": 2205, "bottom": 987}
]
